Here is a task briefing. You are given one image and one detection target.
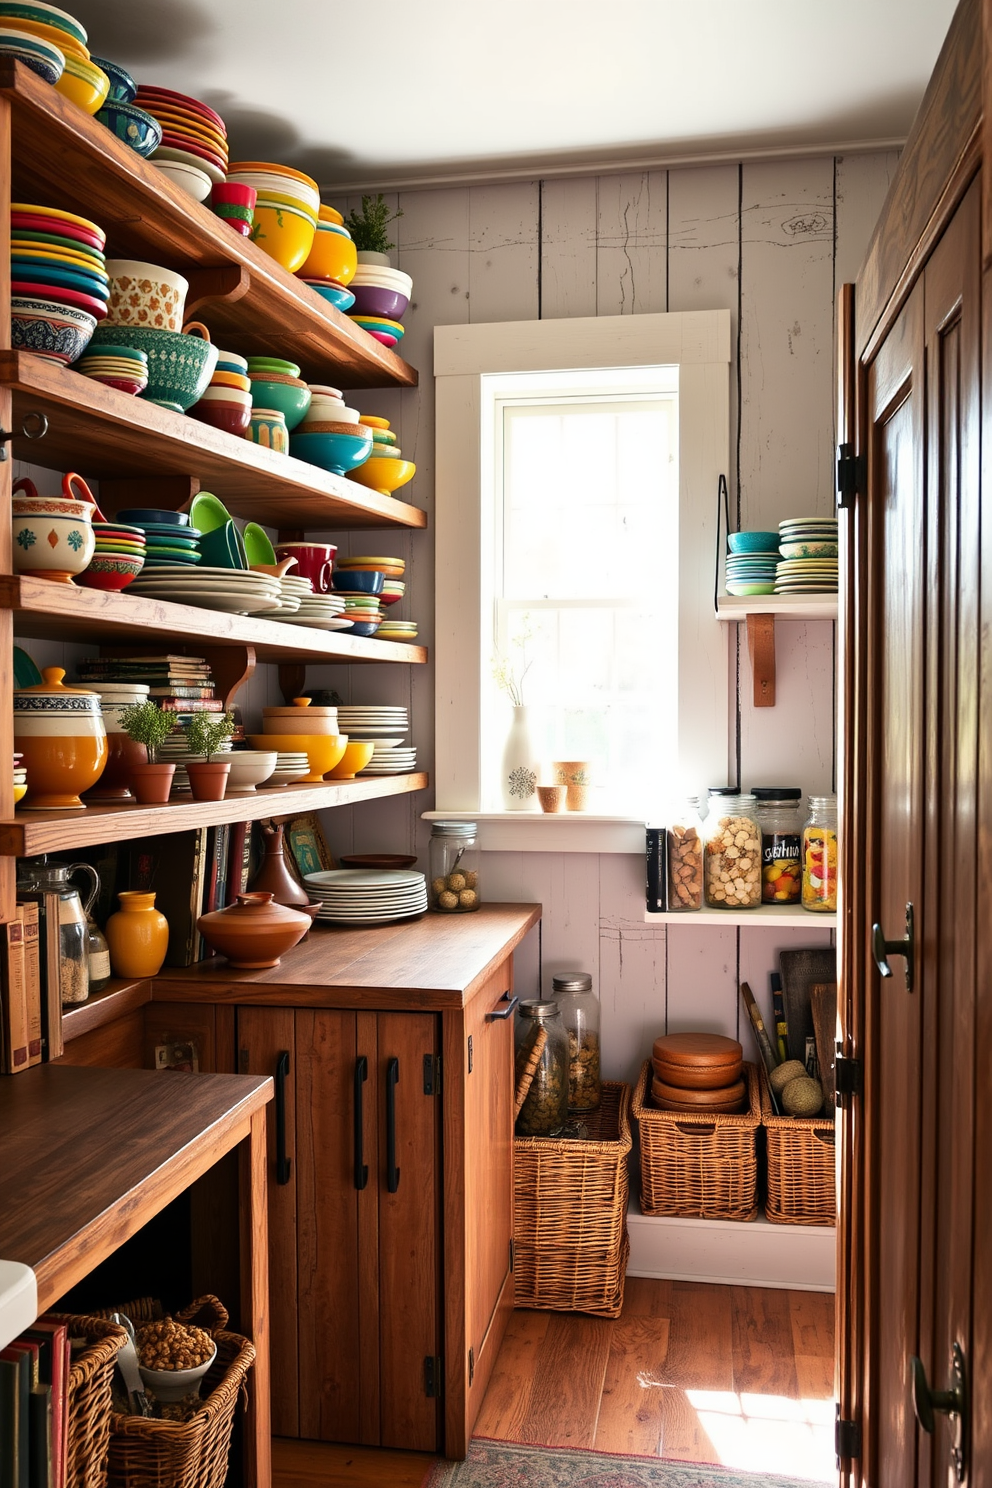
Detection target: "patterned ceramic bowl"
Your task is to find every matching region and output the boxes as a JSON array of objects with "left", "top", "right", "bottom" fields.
[
  {"left": 103, "top": 258, "right": 189, "bottom": 331},
  {"left": 88, "top": 320, "right": 217, "bottom": 412},
  {"left": 11, "top": 293, "right": 96, "bottom": 364},
  {"left": 95, "top": 100, "right": 162, "bottom": 158}
]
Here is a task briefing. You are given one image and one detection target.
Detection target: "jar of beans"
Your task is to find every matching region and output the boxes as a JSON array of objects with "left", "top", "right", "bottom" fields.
[
  {"left": 428, "top": 820, "right": 481, "bottom": 912},
  {"left": 552, "top": 971, "right": 601, "bottom": 1111},
  {"left": 514, "top": 1000, "right": 569, "bottom": 1135},
  {"left": 703, "top": 792, "right": 762, "bottom": 909},
  {"left": 752, "top": 787, "right": 803, "bottom": 904},
  {"left": 802, "top": 795, "right": 838, "bottom": 911},
  {"left": 666, "top": 798, "right": 704, "bottom": 910}
]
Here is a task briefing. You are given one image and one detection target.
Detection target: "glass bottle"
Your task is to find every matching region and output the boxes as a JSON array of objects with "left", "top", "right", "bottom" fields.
[
  {"left": 85, "top": 915, "right": 111, "bottom": 992},
  {"left": 428, "top": 821, "right": 481, "bottom": 912},
  {"left": 552, "top": 972, "right": 601, "bottom": 1111},
  {"left": 702, "top": 792, "right": 762, "bottom": 909},
  {"left": 666, "top": 797, "right": 704, "bottom": 910},
  {"left": 16, "top": 858, "right": 96, "bottom": 1004},
  {"left": 752, "top": 787, "right": 803, "bottom": 905},
  {"left": 514, "top": 1000, "right": 569, "bottom": 1135},
  {"left": 802, "top": 795, "right": 839, "bottom": 912}
]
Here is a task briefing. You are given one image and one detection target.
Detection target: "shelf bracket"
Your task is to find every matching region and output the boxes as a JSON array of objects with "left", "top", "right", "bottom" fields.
[
  {"left": 99, "top": 476, "right": 201, "bottom": 517},
  {"left": 184, "top": 265, "right": 251, "bottom": 321},
  {"left": 278, "top": 663, "right": 307, "bottom": 706},
  {"left": 745, "top": 613, "right": 776, "bottom": 707}
]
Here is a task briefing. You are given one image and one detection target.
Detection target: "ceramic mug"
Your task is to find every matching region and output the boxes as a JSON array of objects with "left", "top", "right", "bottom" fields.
[{"left": 275, "top": 542, "right": 336, "bottom": 593}]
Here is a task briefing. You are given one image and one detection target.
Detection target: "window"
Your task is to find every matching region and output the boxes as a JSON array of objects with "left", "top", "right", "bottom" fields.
[{"left": 432, "top": 310, "right": 731, "bottom": 851}]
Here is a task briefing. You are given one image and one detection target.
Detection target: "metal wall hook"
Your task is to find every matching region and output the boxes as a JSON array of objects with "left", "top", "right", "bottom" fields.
[{"left": 0, "top": 410, "right": 49, "bottom": 461}]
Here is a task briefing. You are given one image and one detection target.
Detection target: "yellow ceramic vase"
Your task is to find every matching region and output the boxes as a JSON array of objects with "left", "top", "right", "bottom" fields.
[{"left": 105, "top": 891, "right": 169, "bottom": 977}]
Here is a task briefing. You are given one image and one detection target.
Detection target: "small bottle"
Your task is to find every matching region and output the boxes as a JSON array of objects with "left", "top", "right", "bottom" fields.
[
  {"left": 428, "top": 821, "right": 481, "bottom": 912},
  {"left": 703, "top": 792, "right": 762, "bottom": 909},
  {"left": 802, "top": 795, "right": 838, "bottom": 912},
  {"left": 514, "top": 1000, "right": 569, "bottom": 1135},
  {"left": 552, "top": 972, "right": 601, "bottom": 1111},
  {"left": 752, "top": 787, "right": 803, "bottom": 905},
  {"left": 666, "top": 797, "right": 704, "bottom": 910},
  {"left": 85, "top": 914, "right": 111, "bottom": 992}
]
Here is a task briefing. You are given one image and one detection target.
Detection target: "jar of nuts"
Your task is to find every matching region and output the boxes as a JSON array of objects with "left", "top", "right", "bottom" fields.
[
  {"left": 428, "top": 820, "right": 481, "bottom": 913},
  {"left": 666, "top": 798, "right": 704, "bottom": 910},
  {"left": 552, "top": 971, "right": 601, "bottom": 1111},
  {"left": 703, "top": 792, "right": 763, "bottom": 909},
  {"left": 514, "top": 1000, "right": 570, "bottom": 1135}
]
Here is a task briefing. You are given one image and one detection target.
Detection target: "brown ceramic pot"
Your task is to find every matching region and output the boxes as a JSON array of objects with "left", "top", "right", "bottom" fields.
[
  {"left": 129, "top": 762, "right": 176, "bottom": 804},
  {"left": 247, "top": 823, "right": 310, "bottom": 908},
  {"left": 186, "top": 760, "right": 231, "bottom": 801},
  {"left": 196, "top": 890, "right": 311, "bottom": 969}
]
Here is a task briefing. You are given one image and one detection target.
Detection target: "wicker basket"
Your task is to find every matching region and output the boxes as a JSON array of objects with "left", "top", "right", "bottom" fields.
[
  {"left": 60, "top": 1315, "right": 129, "bottom": 1488},
  {"left": 632, "top": 1059, "right": 761, "bottom": 1220},
  {"left": 513, "top": 1081, "right": 632, "bottom": 1316},
  {"left": 760, "top": 1067, "right": 837, "bottom": 1226}
]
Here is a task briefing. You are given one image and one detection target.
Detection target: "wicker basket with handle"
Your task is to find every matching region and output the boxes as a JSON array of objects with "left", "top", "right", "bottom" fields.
[
  {"left": 632, "top": 1059, "right": 761, "bottom": 1220},
  {"left": 759, "top": 1066, "right": 837, "bottom": 1226},
  {"left": 59, "top": 1314, "right": 128, "bottom": 1488}
]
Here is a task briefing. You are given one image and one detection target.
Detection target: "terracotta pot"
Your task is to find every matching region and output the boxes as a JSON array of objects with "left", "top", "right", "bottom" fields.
[
  {"left": 129, "top": 761, "right": 175, "bottom": 803},
  {"left": 186, "top": 760, "right": 231, "bottom": 801},
  {"left": 247, "top": 823, "right": 311, "bottom": 908},
  {"left": 197, "top": 890, "right": 311, "bottom": 969},
  {"left": 105, "top": 890, "right": 169, "bottom": 977}
]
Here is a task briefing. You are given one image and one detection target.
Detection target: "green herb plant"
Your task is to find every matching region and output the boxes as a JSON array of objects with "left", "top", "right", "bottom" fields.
[
  {"left": 183, "top": 710, "right": 235, "bottom": 763},
  {"left": 118, "top": 700, "right": 177, "bottom": 765},
  {"left": 343, "top": 193, "right": 404, "bottom": 255}
]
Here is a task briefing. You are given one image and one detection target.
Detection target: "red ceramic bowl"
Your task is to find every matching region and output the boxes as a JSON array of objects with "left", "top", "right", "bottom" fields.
[
  {"left": 135, "top": 87, "right": 226, "bottom": 132},
  {"left": 11, "top": 280, "right": 109, "bottom": 317},
  {"left": 158, "top": 132, "right": 227, "bottom": 170},
  {"left": 190, "top": 399, "right": 252, "bottom": 436},
  {"left": 77, "top": 555, "right": 143, "bottom": 591},
  {"left": 11, "top": 214, "right": 105, "bottom": 250}
]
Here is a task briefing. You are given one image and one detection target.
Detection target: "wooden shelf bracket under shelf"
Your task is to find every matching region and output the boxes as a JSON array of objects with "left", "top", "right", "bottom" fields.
[{"left": 746, "top": 613, "right": 776, "bottom": 707}]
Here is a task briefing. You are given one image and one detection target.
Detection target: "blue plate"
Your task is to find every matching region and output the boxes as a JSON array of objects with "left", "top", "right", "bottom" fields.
[
  {"left": 116, "top": 508, "right": 189, "bottom": 527},
  {"left": 145, "top": 534, "right": 200, "bottom": 550},
  {"left": 127, "top": 522, "right": 202, "bottom": 538},
  {"left": 10, "top": 259, "right": 109, "bottom": 295},
  {"left": 301, "top": 280, "right": 356, "bottom": 312}
]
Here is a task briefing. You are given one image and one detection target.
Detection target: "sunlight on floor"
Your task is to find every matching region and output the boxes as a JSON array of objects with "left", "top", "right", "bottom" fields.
[{"left": 684, "top": 1389, "right": 836, "bottom": 1482}]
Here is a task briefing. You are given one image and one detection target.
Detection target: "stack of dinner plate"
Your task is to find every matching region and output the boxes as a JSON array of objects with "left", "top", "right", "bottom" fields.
[
  {"left": 775, "top": 517, "right": 839, "bottom": 593},
  {"left": 303, "top": 868, "right": 428, "bottom": 925},
  {"left": 269, "top": 751, "right": 310, "bottom": 786},
  {"left": 336, "top": 705, "right": 408, "bottom": 743},
  {"left": 127, "top": 565, "right": 281, "bottom": 614},
  {"left": 358, "top": 741, "right": 417, "bottom": 775},
  {"left": 279, "top": 592, "right": 349, "bottom": 629}
]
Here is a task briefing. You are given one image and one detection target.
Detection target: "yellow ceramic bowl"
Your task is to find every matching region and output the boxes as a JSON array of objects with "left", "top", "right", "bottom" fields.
[
  {"left": 324, "top": 741, "right": 375, "bottom": 780},
  {"left": 298, "top": 224, "right": 357, "bottom": 286},
  {"left": 247, "top": 732, "right": 346, "bottom": 781},
  {"left": 318, "top": 204, "right": 344, "bottom": 226},
  {"left": 249, "top": 200, "right": 316, "bottom": 273},
  {"left": 11, "top": 15, "right": 88, "bottom": 57},
  {"left": 54, "top": 56, "right": 109, "bottom": 114},
  {"left": 12, "top": 782, "right": 27, "bottom": 805},
  {"left": 211, "top": 369, "right": 251, "bottom": 392},
  {"left": 348, "top": 458, "right": 416, "bottom": 498}
]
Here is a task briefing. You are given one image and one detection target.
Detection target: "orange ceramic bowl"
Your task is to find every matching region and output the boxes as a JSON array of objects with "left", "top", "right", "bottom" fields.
[
  {"left": 210, "top": 368, "right": 251, "bottom": 392},
  {"left": 298, "top": 224, "right": 357, "bottom": 287},
  {"left": 324, "top": 741, "right": 375, "bottom": 779},
  {"left": 247, "top": 732, "right": 347, "bottom": 781},
  {"left": 14, "top": 733, "right": 108, "bottom": 809}
]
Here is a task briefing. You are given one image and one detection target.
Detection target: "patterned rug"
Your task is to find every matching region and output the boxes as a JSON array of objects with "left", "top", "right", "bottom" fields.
[{"left": 423, "top": 1439, "right": 827, "bottom": 1487}]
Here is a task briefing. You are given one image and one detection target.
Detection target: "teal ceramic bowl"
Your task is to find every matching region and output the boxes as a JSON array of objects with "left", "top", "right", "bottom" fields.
[
  {"left": 89, "top": 56, "right": 136, "bottom": 103},
  {"left": 199, "top": 519, "right": 247, "bottom": 569},
  {"left": 727, "top": 530, "right": 779, "bottom": 555},
  {"left": 290, "top": 427, "right": 373, "bottom": 476},
  {"left": 96, "top": 100, "right": 162, "bottom": 158},
  {"left": 90, "top": 324, "right": 218, "bottom": 412},
  {"left": 249, "top": 377, "right": 311, "bottom": 431}
]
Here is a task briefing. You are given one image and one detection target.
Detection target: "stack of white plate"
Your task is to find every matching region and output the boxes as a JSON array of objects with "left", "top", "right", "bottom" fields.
[
  {"left": 269, "top": 751, "right": 310, "bottom": 786},
  {"left": 279, "top": 593, "right": 350, "bottom": 630},
  {"left": 281, "top": 573, "right": 313, "bottom": 608},
  {"left": 128, "top": 565, "right": 282, "bottom": 614},
  {"left": 304, "top": 868, "right": 428, "bottom": 925},
  {"left": 336, "top": 705, "right": 409, "bottom": 742},
  {"left": 358, "top": 743, "right": 417, "bottom": 775}
]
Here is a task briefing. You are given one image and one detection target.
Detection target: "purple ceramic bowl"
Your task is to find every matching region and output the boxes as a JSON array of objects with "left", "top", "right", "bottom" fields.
[{"left": 349, "top": 283, "right": 410, "bottom": 320}]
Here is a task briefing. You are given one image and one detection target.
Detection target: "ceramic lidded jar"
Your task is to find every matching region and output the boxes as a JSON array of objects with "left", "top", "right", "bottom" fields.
[
  {"left": 196, "top": 891, "right": 311, "bottom": 969},
  {"left": 14, "top": 668, "right": 108, "bottom": 809},
  {"left": 84, "top": 682, "right": 150, "bottom": 802}
]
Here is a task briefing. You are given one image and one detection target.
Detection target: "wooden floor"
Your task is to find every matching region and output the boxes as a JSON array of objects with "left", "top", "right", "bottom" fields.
[{"left": 273, "top": 1279, "right": 836, "bottom": 1486}]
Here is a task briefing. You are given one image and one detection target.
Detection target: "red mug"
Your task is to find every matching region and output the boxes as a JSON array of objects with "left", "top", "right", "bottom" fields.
[
  {"left": 210, "top": 182, "right": 257, "bottom": 210},
  {"left": 275, "top": 542, "right": 337, "bottom": 593}
]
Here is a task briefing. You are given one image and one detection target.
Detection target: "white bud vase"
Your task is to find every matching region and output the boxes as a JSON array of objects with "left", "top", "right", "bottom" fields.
[{"left": 501, "top": 705, "right": 539, "bottom": 810}]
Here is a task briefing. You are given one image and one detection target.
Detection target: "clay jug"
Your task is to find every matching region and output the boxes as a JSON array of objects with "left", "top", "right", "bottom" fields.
[
  {"left": 247, "top": 824, "right": 310, "bottom": 908},
  {"left": 106, "top": 890, "right": 170, "bottom": 977}
]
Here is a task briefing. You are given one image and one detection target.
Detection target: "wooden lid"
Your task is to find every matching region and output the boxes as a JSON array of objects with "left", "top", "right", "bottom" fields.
[
  {"left": 652, "top": 1032, "right": 743, "bottom": 1069},
  {"left": 651, "top": 1075, "right": 746, "bottom": 1109},
  {"left": 652, "top": 1055, "right": 743, "bottom": 1090},
  {"left": 652, "top": 1091, "right": 745, "bottom": 1115}
]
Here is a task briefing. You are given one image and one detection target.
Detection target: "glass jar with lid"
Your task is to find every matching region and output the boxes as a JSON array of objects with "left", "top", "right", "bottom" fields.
[
  {"left": 552, "top": 972, "right": 601, "bottom": 1111},
  {"left": 16, "top": 857, "right": 96, "bottom": 1004},
  {"left": 752, "top": 787, "right": 803, "bottom": 905},
  {"left": 703, "top": 792, "right": 762, "bottom": 909},
  {"left": 666, "top": 797, "right": 704, "bottom": 910},
  {"left": 514, "top": 1000, "right": 569, "bottom": 1134},
  {"left": 428, "top": 821, "right": 481, "bottom": 912},
  {"left": 802, "top": 795, "right": 838, "bottom": 912}
]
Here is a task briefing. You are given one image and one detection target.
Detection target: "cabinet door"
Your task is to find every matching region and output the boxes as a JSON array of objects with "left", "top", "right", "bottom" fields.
[{"left": 375, "top": 1011, "right": 441, "bottom": 1452}]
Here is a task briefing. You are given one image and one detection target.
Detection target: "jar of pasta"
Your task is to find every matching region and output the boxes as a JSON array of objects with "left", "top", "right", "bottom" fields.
[
  {"left": 703, "top": 793, "right": 762, "bottom": 909},
  {"left": 802, "top": 795, "right": 838, "bottom": 912}
]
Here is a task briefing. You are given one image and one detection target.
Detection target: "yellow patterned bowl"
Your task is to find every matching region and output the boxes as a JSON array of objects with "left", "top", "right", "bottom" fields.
[
  {"left": 348, "top": 457, "right": 416, "bottom": 498},
  {"left": 12, "top": 782, "right": 27, "bottom": 804},
  {"left": 248, "top": 199, "right": 316, "bottom": 273},
  {"left": 9, "top": 14, "right": 88, "bottom": 58},
  {"left": 55, "top": 54, "right": 108, "bottom": 113}
]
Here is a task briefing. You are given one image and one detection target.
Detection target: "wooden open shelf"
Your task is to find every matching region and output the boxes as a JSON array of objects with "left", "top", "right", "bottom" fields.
[
  {"left": 717, "top": 594, "right": 838, "bottom": 622},
  {"left": 61, "top": 976, "right": 150, "bottom": 1043},
  {"left": 2, "top": 354, "right": 425, "bottom": 530},
  {"left": 644, "top": 902, "right": 836, "bottom": 927},
  {"left": 5, "top": 575, "right": 427, "bottom": 664},
  {"left": 1, "top": 61, "right": 416, "bottom": 390},
  {"left": 0, "top": 772, "right": 429, "bottom": 856}
]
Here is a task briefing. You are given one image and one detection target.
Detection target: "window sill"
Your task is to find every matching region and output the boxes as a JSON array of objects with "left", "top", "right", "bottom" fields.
[{"left": 422, "top": 810, "right": 645, "bottom": 854}]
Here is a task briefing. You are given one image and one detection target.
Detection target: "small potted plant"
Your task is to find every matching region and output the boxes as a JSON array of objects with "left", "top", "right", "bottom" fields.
[
  {"left": 344, "top": 193, "right": 403, "bottom": 267},
  {"left": 182, "top": 711, "right": 235, "bottom": 801},
  {"left": 118, "top": 700, "right": 180, "bottom": 804}
]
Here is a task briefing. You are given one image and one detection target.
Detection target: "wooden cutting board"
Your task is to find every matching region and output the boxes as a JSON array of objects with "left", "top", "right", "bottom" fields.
[{"left": 810, "top": 982, "right": 838, "bottom": 1106}]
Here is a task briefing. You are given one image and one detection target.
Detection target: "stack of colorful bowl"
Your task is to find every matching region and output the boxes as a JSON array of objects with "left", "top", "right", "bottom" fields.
[
  {"left": 348, "top": 415, "right": 417, "bottom": 498},
  {"left": 74, "top": 343, "right": 148, "bottom": 395},
  {"left": 13, "top": 753, "right": 26, "bottom": 806},
  {"left": 0, "top": 0, "right": 79, "bottom": 84},
  {"left": 296, "top": 205, "right": 357, "bottom": 311},
  {"left": 227, "top": 162, "right": 319, "bottom": 273},
  {"left": 775, "top": 516, "right": 839, "bottom": 593},
  {"left": 137, "top": 85, "right": 228, "bottom": 195},
  {"left": 331, "top": 572, "right": 383, "bottom": 636},
  {"left": 190, "top": 348, "right": 252, "bottom": 435},
  {"left": 349, "top": 262, "right": 412, "bottom": 331},
  {"left": 113, "top": 510, "right": 202, "bottom": 572},
  {"left": 246, "top": 357, "right": 312, "bottom": 431},
  {"left": 78, "top": 519, "right": 146, "bottom": 591},
  {"left": 94, "top": 62, "right": 161, "bottom": 158},
  {"left": 724, "top": 530, "right": 779, "bottom": 597},
  {"left": 375, "top": 617, "right": 418, "bottom": 643},
  {"left": 11, "top": 202, "right": 108, "bottom": 364},
  {"left": 334, "top": 555, "right": 412, "bottom": 638},
  {"left": 290, "top": 388, "right": 371, "bottom": 476}
]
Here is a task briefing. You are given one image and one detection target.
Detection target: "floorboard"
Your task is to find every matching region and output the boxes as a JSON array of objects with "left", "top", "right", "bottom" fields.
[{"left": 514, "top": 1312, "right": 614, "bottom": 1448}]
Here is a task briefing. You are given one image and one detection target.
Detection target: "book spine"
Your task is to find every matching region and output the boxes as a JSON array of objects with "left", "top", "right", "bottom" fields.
[
  {"left": 203, "top": 828, "right": 221, "bottom": 916},
  {"left": 226, "top": 822, "right": 248, "bottom": 907},
  {"left": 191, "top": 827, "right": 209, "bottom": 963},
  {"left": 645, "top": 826, "right": 666, "bottom": 913},
  {"left": 157, "top": 698, "right": 223, "bottom": 712},
  {"left": 35, "top": 896, "right": 64, "bottom": 1062},
  {"left": 213, "top": 824, "right": 230, "bottom": 913},
  {"left": 1, "top": 914, "right": 29, "bottom": 1073},
  {"left": 17, "top": 909, "right": 40, "bottom": 1068},
  {"left": 19, "top": 904, "right": 43, "bottom": 1062},
  {"left": 28, "top": 1385, "right": 52, "bottom": 1488}
]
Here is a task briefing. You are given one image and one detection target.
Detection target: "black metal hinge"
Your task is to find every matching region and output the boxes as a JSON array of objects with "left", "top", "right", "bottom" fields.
[
  {"left": 423, "top": 1053, "right": 442, "bottom": 1095},
  {"left": 424, "top": 1356, "right": 443, "bottom": 1398},
  {"left": 835, "top": 1053, "right": 862, "bottom": 1103},
  {"left": 837, "top": 442, "right": 865, "bottom": 508},
  {"left": 835, "top": 1410, "right": 861, "bottom": 1461},
  {"left": 467, "top": 1034, "right": 474, "bottom": 1073},
  {"left": 468, "top": 1347, "right": 475, "bottom": 1386},
  {"left": 509, "top": 1237, "right": 514, "bottom": 1274}
]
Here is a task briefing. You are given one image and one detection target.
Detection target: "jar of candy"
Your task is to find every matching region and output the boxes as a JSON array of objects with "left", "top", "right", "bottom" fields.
[
  {"left": 752, "top": 787, "right": 803, "bottom": 904},
  {"left": 703, "top": 793, "right": 762, "bottom": 909},
  {"left": 553, "top": 971, "right": 601, "bottom": 1111},
  {"left": 802, "top": 796, "right": 838, "bottom": 912},
  {"left": 514, "top": 1000, "right": 569, "bottom": 1135}
]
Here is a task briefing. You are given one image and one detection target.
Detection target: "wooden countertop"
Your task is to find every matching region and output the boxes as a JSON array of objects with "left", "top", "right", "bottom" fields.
[
  {"left": 152, "top": 903, "right": 542, "bottom": 1011},
  {"left": 0, "top": 1065, "right": 271, "bottom": 1311}
]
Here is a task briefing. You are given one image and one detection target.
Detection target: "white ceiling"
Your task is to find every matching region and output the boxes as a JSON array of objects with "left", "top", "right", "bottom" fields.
[{"left": 69, "top": 0, "right": 957, "bottom": 190}]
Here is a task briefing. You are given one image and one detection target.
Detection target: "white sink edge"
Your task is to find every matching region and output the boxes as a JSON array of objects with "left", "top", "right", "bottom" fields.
[{"left": 0, "top": 1259, "right": 38, "bottom": 1349}]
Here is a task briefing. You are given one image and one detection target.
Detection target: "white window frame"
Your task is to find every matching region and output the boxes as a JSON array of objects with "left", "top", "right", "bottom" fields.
[{"left": 430, "top": 309, "right": 731, "bottom": 853}]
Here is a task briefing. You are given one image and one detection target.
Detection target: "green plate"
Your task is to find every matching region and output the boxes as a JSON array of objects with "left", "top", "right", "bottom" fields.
[
  {"left": 189, "top": 491, "right": 234, "bottom": 534},
  {"left": 13, "top": 645, "right": 41, "bottom": 690}
]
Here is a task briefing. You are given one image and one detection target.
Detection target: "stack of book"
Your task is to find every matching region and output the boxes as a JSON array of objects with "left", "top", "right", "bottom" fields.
[
  {"left": 1, "top": 1315, "right": 71, "bottom": 1488},
  {"left": 74, "top": 655, "right": 245, "bottom": 745}
]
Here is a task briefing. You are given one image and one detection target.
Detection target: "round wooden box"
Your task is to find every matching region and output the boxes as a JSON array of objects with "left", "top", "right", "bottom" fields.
[
  {"left": 650, "top": 1074, "right": 746, "bottom": 1113},
  {"left": 651, "top": 1032, "right": 743, "bottom": 1091}
]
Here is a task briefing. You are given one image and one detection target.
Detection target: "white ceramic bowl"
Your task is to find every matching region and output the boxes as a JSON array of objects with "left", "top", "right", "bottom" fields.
[
  {"left": 228, "top": 172, "right": 319, "bottom": 214},
  {"left": 138, "top": 1343, "right": 217, "bottom": 1404},
  {"left": 224, "top": 750, "right": 277, "bottom": 792},
  {"left": 149, "top": 157, "right": 212, "bottom": 201},
  {"left": 351, "top": 266, "right": 413, "bottom": 293}
]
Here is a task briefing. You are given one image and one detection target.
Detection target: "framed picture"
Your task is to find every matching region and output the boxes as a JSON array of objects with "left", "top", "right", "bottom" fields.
[{"left": 283, "top": 813, "right": 335, "bottom": 881}]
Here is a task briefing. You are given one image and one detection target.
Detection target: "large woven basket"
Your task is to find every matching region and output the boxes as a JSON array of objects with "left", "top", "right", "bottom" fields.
[
  {"left": 760, "top": 1067, "right": 837, "bottom": 1226},
  {"left": 60, "top": 1314, "right": 128, "bottom": 1488},
  {"left": 513, "top": 1232, "right": 630, "bottom": 1318},
  {"left": 632, "top": 1059, "right": 760, "bottom": 1220}
]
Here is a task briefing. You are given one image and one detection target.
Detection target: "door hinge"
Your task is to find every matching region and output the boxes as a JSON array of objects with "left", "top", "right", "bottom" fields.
[
  {"left": 509, "top": 1237, "right": 515, "bottom": 1273},
  {"left": 835, "top": 1052, "right": 862, "bottom": 1103},
  {"left": 468, "top": 1347, "right": 475, "bottom": 1386},
  {"left": 836, "top": 442, "right": 865, "bottom": 508},
  {"left": 423, "top": 1052, "right": 442, "bottom": 1095},
  {"left": 424, "top": 1356, "right": 443, "bottom": 1398},
  {"left": 467, "top": 1034, "right": 474, "bottom": 1073},
  {"left": 835, "top": 1410, "right": 861, "bottom": 1461}
]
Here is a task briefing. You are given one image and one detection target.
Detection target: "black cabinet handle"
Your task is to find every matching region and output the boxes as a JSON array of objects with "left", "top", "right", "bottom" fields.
[
  {"left": 872, "top": 901, "right": 915, "bottom": 991},
  {"left": 275, "top": 1050, "right": 291, "bottom": 1185},
  {"left": 386, "top": 1057, "right": 400, "bottom": 1193},
  {"left": 486, "top": 990, "right": 519, "bottom": 1021},
  {"left": 354, "top": 1055, "right": 369, "bottom": 1191}
]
